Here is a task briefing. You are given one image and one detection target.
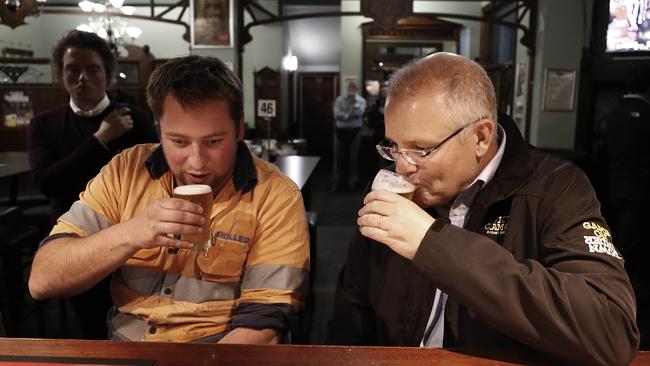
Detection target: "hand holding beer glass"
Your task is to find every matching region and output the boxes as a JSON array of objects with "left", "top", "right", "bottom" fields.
[
  {"left": 360, "top": 169, "right": 429, "bottom": 260},
  {"left": 173, "top": 184, "right": 213, "bottom": 251},
  {"left": 371, "top": 169, "right": 415, "bottom": 200},
  {"left": 368, "top": 169, "right": 415, "bottom": 230}
]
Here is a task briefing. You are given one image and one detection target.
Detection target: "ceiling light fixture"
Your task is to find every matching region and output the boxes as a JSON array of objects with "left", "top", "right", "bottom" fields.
[{"left": 76, "top": 0, "right": 142, "bottom": 56}]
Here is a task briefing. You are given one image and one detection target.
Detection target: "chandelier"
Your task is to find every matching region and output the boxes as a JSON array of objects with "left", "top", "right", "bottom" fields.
[
  {"left": 0, "top": 0, "right": 47, "bottom": 28},
  {"left": 76, "top": 0, "right": 142, "bottom": 55}
]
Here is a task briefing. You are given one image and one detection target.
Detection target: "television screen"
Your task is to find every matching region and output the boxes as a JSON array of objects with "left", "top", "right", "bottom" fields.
[{"left": 607, "top": 0, "right": 650, "bottom": 52}]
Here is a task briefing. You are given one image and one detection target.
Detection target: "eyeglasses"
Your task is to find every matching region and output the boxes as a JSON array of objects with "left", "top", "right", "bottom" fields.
[{"left": 376, "top": 118, "right": 482, "bottom": 166}]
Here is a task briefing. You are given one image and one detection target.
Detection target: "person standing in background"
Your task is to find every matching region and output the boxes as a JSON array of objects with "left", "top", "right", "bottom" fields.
[
  {"left": 605, "top": 70, "right": 650, "bottom": 350},
  {"left": 27, "top": 29, "right": 158, "bottom": 339},
  {"left": 332, "top": 81, "right": 366, "bottom": 192},
  {"left": 367, "top": 94, "right": 386, "bottom": 146},
  {"left": 367, "top": 91, "right": 387, "bottom": 170}
]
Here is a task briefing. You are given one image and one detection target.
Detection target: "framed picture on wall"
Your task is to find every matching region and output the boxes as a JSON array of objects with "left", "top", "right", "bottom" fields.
[
  {"left": 190, "top": 0, "right": 233, "bottom": 48},
  {"left": 542, "top": 69, "right": 576, "bottom": 112}
]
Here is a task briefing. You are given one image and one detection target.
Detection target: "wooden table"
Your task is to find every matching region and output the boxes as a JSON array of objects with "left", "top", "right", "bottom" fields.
[
  {"left": 0, "top": 338, "right": 648, "bottom": 365},
  {"left": 0, "top": 151, "right": 29, "bottom": 206},
  {"left": 275, "top": 155, "right": 320, "bottom": 210},
  {"left": 275, "top": 156, "right": 320, "bottom": 190},
  {"left": 0, "top": 152, "right": 29, "bottom": 178}
]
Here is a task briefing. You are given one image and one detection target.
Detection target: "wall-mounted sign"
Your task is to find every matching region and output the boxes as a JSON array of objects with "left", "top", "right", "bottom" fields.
[
  {"left": 2, "top": 89, "right": 33, "bottom": 127},
  {"left": 542, "top": 69, "right": 576, "bottom": 112},
  {"left": 257, "top": 99, "right": 276, "bottom": 118}
]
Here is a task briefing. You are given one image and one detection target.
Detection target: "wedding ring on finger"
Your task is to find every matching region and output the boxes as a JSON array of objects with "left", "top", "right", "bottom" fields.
[{"left": 376, "top": 215, "right": 383, "bottom": 229}]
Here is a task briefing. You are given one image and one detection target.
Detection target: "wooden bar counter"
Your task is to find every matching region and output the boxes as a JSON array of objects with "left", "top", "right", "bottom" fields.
[{"left": 0, "top": 338, "right": 648, "bottom": 365}]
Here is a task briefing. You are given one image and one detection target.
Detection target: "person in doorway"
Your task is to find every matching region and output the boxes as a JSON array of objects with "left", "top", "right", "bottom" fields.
[
  {"left": 29, "top": 55, "right": 309, "bottom": 344},
  {"left": 327, "top": 52, "right": 639, "bottom": 366},
  {"left": 332, "top": 81, "right": 367, "bottom": 192},
  {"left": 367, "top": 92, "right": 388, "bottom": 171},
  {"left": 27, "top": 29, "right": 158, "bottom": 339},
  {"left": 367, "top": 93, "right": 386, "bottom": 146}
]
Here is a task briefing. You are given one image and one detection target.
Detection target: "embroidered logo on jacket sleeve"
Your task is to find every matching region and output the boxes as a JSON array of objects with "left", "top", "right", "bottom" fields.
[{"left": 582, "top": 221, "right": 622, "bottom": 259}]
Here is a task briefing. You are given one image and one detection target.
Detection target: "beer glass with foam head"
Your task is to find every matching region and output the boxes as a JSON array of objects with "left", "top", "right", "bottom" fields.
[
  {"left": 371, "top": 169, "right": 416, "bottom": 200},
  {"left": 173, "top": 184, "right": 212, "bottom": 251}
]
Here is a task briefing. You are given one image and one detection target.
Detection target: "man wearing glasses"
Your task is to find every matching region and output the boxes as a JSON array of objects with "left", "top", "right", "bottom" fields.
[{"left": 327, "top": 53, "right": 639, "bottom": 365}]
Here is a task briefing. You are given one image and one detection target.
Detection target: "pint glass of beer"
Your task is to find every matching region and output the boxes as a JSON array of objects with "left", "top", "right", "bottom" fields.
[
  {"left": 371, "top": 169, "right": 416, "bottom": 200},
  {"left": 173, "top": 184, "right": 212, "bottom": 251}
]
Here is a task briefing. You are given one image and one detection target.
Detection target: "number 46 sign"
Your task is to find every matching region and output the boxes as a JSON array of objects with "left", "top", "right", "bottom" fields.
[{"left": 257, "top": 99, "right": 276, "bottom": 118}]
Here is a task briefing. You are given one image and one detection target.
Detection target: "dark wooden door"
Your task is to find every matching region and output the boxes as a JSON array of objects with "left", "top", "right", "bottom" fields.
[{"left": 298, "top": 73, "right": 338, "bottom": 159}]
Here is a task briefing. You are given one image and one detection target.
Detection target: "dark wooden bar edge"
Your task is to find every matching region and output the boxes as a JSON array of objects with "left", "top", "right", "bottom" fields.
[{"left": 0, "top": 338, "right": 649, "bottom": 365}]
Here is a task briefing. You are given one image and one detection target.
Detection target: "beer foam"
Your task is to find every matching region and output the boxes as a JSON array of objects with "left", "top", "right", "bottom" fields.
[
  {"left": 371, "top": 170, "right": 415, "bottom": 193},
  {"left": 173, "top": 184, "right": 212, "bottom": 195}
]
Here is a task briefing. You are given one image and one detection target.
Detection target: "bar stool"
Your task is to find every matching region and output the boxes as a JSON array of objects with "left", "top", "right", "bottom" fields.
[
  {"left": 291, "top": 211, "right": 318, "bottom": 344},
  {"left": 0, "top": 310, "right": 5, "bottom": 336},
  {"left": 0, "top": 224, "right": 40, "bottom": 336}
]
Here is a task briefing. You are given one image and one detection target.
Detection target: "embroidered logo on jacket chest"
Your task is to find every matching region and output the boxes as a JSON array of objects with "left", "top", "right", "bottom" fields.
[
  {"left": 582, "top": 222, "right": 621, "bottom": 259},
  {"left": 484, "top": 216, "right": 509, "bottom": 235}
]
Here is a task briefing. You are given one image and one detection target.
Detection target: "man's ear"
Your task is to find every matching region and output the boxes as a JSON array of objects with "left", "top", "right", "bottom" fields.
[{"left": 474, "top": 119, "right": 496, "bottom": 158}]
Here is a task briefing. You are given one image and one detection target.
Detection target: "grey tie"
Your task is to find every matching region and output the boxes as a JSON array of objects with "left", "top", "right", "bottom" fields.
[{"left": 422, "top": 180, "right": 484, "bottom": 346}]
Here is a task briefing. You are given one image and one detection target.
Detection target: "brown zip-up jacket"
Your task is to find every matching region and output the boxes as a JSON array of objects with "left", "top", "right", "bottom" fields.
[{"left": 327, "top": 114, "right": 639, "bottom": 366}]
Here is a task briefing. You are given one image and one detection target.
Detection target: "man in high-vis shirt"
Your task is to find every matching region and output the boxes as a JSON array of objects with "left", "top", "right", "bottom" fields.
[{"left": 29, "top": 56, "right": 310, "bottom": 344}]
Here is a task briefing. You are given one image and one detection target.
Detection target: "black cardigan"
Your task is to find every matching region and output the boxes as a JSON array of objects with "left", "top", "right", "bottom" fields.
[{"left": 27, "top": 102, "right": 158, "bottom": 223}]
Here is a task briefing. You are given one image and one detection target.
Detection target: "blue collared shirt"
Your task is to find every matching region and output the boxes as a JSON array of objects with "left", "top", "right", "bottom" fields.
[
  {"left": 421, "top": 124, "right": 506, "bottom": 348},
  {"left": 334, "top": 94, "right": 367, "bottom": 128}
]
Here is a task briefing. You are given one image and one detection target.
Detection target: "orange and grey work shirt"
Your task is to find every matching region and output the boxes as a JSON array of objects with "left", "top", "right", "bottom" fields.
[{"left": 46, "top": 142, "right": 310, "bottom": 342}]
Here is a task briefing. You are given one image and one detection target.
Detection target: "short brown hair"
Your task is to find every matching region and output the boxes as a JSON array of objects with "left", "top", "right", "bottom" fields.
[
  {"left": 386, "top": 52, "right": 497, "bottom": 131},
  {"left": 51, "top": 30, "right": 117, "bottom": 85},
  {"left": 146, "top": 55, "right": 243, "bottom": 129}
]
